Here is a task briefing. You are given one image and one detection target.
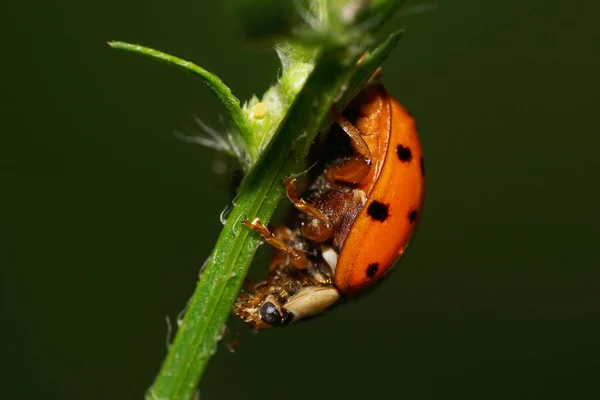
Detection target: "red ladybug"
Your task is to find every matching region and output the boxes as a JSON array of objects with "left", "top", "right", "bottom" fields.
[{"left": 234, "top": 83, "right": 425, "bottom": 330}]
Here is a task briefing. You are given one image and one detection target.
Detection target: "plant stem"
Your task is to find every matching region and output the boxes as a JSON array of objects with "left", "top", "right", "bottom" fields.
[
  {"left": 146, "top": 50, "right": 355, "bottom": 400},
  {"left": 143, "top": 29, "right": 406, "bottom": 400},
  {"left": 113, "top": 2, "right": 411, "bottom": 399}
]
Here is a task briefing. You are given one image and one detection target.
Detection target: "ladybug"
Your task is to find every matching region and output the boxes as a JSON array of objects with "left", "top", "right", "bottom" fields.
[{"left": 234, "top": 83, "right": 425, "bottom": 330}]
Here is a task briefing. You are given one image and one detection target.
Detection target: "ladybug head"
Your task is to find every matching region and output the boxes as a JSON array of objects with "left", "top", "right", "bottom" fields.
[
  {"left": 234, "top": 286, "right": 340, "bottom": 330},
  {"left": 258, "top": 299, "right": 294, "bottom": 327},
  {"left": 233, "top": 293, "right": 293, "bottom": 331}
]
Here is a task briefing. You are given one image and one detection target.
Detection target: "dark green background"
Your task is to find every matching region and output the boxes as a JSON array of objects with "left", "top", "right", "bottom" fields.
[{"left": 3, "top": 1, "right": 599, "bottom": 399}]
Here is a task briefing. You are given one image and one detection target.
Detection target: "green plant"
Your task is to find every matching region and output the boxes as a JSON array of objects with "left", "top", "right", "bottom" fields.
[{"left": 110, "top": 1, "right": 407, "bottom": 398}]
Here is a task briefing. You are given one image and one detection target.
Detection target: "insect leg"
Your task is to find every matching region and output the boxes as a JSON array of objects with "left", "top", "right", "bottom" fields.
[
  {"left": 283, "top": 178, "right": 333, "bottom": 242},
  {"left": 326, "top": 107, "right": 373, "bottom": 183},
  {"left": 243, "top": 218, "right": 308, "bottom": 269}
]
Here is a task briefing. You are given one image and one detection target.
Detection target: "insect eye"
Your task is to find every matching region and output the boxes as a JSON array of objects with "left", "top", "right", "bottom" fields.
[
  {"left": 259, "top": 302, "right": 283, "bottom": 325},
  {"left": 259, "top": 301, "right": 293, "bottom": 326}
]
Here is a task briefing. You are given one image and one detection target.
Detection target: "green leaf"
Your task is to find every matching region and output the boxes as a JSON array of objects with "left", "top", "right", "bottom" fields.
[
  {"left": 357, "top": 0, "right": 408, "bottom": 28},
  {"left": 107, "top": 41, "right": 257, "bottom": 161}
]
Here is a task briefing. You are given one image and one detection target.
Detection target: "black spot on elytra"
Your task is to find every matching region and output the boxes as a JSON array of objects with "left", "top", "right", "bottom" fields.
[
  {"left": 408, "top": 209, "right": 418, "bottom": 223},
  {"left": 367, "top": 201, "right": 389, "bottom": 222},
  {"left": 366, "top": 263, "right": 379, "bottom": 278},
  {"left": 420, "top": 157, "right": 425, "bottom": 177},
  {"left": 396, "top": 145, "right": 412, "bottom": 162}
]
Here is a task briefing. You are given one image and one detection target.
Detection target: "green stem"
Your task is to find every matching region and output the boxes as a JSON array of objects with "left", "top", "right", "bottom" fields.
[
  {"left": 143, "top": 29, "right": 405, "bottom": 400},
  {"left": 146, "top": 50, "right": 354, "bottom": 400},
  {"left": 112, "top": 3, "right": 411, "bottom": 399},
  {"left": 107, "top": 41, "right": 257, "bottom": 160}
]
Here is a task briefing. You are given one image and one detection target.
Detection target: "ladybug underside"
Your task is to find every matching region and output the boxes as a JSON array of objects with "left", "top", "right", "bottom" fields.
[
  {"left": 233, "top": 84, "right": 424, "bottom": 330},
  {"left": 233, "top": 175, "right": 366, "bottom": 330}
]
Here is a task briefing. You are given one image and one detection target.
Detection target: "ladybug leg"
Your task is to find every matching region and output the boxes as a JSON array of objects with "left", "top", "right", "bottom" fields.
[
  {"left": 242, "top": 277, "right": 257, "bottom": 293},
  {"left": 225, "top": 327, "right": 241, "bottom": 353},
  {"left": 269, "top": 226, "right": 295, "bottom": 271},
  {"left": 242, "top": 218, "right": 308, "bottom": 269},
  {"left": 283, "top": 178, "right": 334, "bottom": 242},
  {"left": 357, "top": 52, "right": 383, "bottom": 81},
  {"left": 332, "top": 106, "right": 372, "bottom": 160},
  {"left": 326, "top": 107, "right": 373, "bottom": 183},
  {"left": 269, "top": 250, "right": 290, "bottom": 271},
  {"left": 218, "top": 321, "right": 244, "bottom": 353},
  {"left": 370, "top": 66, "right": 383, "bottom": 81},
  {"left": 326, "top": 156, "right": 372, "bottom": 184}
]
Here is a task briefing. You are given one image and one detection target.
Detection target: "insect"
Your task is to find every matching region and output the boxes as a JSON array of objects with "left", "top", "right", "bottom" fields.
[{"left": 234, "top": 83, "right": 425, "bottom": 330}]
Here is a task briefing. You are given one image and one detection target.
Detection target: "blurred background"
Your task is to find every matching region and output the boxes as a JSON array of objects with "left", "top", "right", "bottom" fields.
[{"left": 2, "top": 1, "right": 599, "bottom": 399}]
